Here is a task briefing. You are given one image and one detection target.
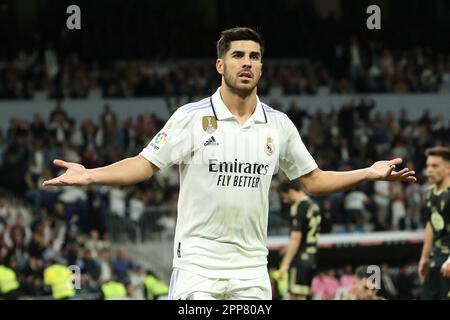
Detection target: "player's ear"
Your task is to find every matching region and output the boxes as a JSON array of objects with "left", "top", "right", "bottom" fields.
[{"left": 216, "top": 58, "right": 224, "bottom": 75}]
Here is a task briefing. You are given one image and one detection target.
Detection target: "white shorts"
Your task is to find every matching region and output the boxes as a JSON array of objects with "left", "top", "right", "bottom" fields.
[{"left": 168, "top": 268, "right": 272, "bottom": 300}]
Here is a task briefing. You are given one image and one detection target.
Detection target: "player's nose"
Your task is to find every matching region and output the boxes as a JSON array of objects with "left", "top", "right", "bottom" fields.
[{"left": 242, "top": 55, "right": 252, "bottom": 67}]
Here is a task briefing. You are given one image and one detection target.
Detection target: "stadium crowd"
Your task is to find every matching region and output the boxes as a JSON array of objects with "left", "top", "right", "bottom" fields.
[
  {"left": 2, "top": 98, "right": 448, "bottom": 234},
  {"left": 1, "top": 39, "right": 450, "bottom": 100},
  {"left": 0, "top": 189, "right": 169, "bottom": 299},
  {"left": 1, "top": 0, "right": 449, "bottom": 301},
  {"left": 0, "top": 95, "right": 448, "bottom": 298},
  {"left": 269, "top": 263, "right": 421, "bottom": 300}
]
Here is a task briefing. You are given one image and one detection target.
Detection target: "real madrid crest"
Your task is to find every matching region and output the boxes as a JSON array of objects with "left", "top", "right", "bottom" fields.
[
  {"left": 202, "top": 116, "right": 217, "bottom": 134},
  {"left": 265, "top": 136, "right": 274, "bottom": 156}
]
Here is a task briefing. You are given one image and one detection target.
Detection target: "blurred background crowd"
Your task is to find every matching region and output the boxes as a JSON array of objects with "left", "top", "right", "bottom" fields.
[
  {"left": 1, "top": 0, "right": 450, "bottom": 299},
  {"left": 1, "top": 41, "right": 450, "bottom": 100},
  {"left": 1, "top": 96, "right": 447, "bottom": 298}
]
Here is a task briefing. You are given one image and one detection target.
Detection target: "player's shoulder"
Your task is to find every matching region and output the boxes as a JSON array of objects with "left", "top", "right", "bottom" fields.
[
  {"left": 260, "top": 101, "right": 299, "bottom": 136},
  {"left": 445, "top": 184, "right": 450, "bottom": 195},
  {"left": 297, "top": 199, "right": 311, "bottom": 212},
  {"left": 178, "top": 97, "right": 212, "bottom": 115},
  {"left": 260, "top": 102, "right": 289, "bottom": 119},
  {"left": 169, "top": 97, "right": 214, "bottom": 124}
]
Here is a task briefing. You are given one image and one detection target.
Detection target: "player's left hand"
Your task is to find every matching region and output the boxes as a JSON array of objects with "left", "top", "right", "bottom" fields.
[
  {"left": 441, "top": 262, "right": 450, "bottom": 277},
  {"left": 369, "top": 158, "right": 417, "bottom": 183}
]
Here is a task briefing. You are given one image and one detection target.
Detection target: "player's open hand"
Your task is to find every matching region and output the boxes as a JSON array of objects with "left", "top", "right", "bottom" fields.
[
  {"left": 441, "top": 261, "right": 450, "bottom": 277},
  {"left": 369, "top": 158, "right": 416, "bottom": 183},
  {"left": 42, "top": 159, "right": 92, "bottom": 187}
]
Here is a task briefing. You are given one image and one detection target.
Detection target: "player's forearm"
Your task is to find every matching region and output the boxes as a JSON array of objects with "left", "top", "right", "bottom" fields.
[
  {"left": 420, "top": 223, "right": 433, "bottom": 260},
  {"left": 300, "top": 168, "right": 371, "bottom": 196},
  {"left": 281, "top": 234, "right": 301, "bottom": 268},
  {"left": 88, "top": 155, "right": 156, "bottom": 186}
]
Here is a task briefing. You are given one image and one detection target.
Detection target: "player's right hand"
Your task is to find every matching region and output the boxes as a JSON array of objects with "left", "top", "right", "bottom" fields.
[
  {"left": 418, "top": 257, "right": 428, "bottom": 282},
  {"left": 42, "top": 159, "right": 92, "bottom": 187}
]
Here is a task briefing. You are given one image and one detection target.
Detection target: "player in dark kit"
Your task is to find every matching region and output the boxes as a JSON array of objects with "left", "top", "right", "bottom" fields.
[
  {"left": 278, "top": 180, "right": 321, "bottom": 300},
  {"left": 419, "top": 146, "right": 450, "bottom": 300}
]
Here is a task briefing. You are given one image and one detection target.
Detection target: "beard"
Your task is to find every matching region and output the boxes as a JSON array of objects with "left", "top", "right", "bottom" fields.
[{"left": 223, "top": 65, "right": 259, "bottom": 98}]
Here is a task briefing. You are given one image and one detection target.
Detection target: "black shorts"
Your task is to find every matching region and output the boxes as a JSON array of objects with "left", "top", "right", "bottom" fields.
[
  {"left": 422, "top": 265, "right": 450, "bottom": 300},
  {"left": 288, "top": 254, "right": 317, "bottom": 296}
]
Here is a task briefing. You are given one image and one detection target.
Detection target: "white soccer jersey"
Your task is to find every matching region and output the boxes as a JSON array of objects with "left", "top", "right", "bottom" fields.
[{"left": 140, "top": 87, "right": 317, "bottom": 279}]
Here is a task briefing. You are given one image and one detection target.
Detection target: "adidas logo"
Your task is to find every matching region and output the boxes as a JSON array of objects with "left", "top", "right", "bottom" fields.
[{"left": 204, "top": 136, "right": 219, "bottom": 146}]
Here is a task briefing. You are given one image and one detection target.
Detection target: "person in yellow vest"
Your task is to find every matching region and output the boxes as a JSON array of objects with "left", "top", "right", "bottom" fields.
[
  {"left": 100, "top": 279, "right": 128, "bottom": 300},
  {"left": 0, "top": 262, "right": 20, "bottom": 300},
  {"left": 269, "top": 268, "right": 288, "bottom": 300},
  {"left": 44, "top": 263, "right": 76, "bottom": 300},
  {"left": 143, "top": 270, "right": 169, "bottom": 300}
]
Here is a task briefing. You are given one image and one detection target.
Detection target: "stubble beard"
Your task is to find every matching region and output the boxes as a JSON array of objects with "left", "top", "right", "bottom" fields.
[{"left": 223, "top": 65, "right": 259, "bottom": 98}]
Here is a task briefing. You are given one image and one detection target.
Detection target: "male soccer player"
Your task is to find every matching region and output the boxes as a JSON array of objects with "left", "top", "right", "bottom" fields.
[
  {"left": 43, "top": 27, "right": 416, "bottom": 300},
  {"left": 278, "top": 180, "right": 321, "bottom": 300},
  {"left": 337, "top": 265, "right": 385, "bottom": 300},
  {"left": 418, "top": 146, "right": 450, "bottom": 300}
]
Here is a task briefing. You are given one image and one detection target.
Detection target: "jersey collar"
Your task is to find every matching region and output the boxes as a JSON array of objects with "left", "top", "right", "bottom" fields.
[
  {"left": 210, "top": 87, "right": 267, "bottom": 124},
  {"left": 432, "top": 182, "right": 450, "bottom": 196}
]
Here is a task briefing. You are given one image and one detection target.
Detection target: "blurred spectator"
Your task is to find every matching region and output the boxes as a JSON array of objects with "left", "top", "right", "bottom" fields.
[
  {"left": 395, "top": 265, "right": 418, "bottom": 299},
  {"left": 337, "top": 265, "right": 385, "bottom": 300},
  {"left": 98, "top": 248, "right": 113, "bottom": 283},
  {"left": 85, "top": 230, "right": 109, "bottom": 258},
  {"left": 344, "top": 188, "right": 370, "bottom": 231},
  {"left": 78, "top": 247, "right": 101, "bottom": 286},
  {"left": 0, "top": 149, "right": 28, "bottom": 197},
  {"left": 128, "top": 265, "right": 146, "bottom": 300},
  {"left": 379, "top": 263, "right": 398, "bottom": 299},
  {"left": 143, "top": 269, "right": 169, "bottom": 300},
  {"left": 372, "top": 180, "right": 390, "bottom": 223},
  {"left": 320, "top": 200, "right": 333, "bottom": 234},
  {"left": 398, "top": 207, "right": 421, "bottom": 231},
  {"left": 390, "top": 182, "right": 406, "bottom": 229},
  {"left": 339, "top": 264, "right": 355, "bottom": 291},
  {"left": 112, "top": 245, "right": 135, "bottom": 283},
  {"left": 311, "top": 269, "right": 339, "bottom": 300}
]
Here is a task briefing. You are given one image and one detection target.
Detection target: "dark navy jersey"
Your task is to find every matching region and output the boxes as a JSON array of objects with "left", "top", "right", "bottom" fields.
[{"left": 425, "top": 184, "right": 450, "bottom": 265}]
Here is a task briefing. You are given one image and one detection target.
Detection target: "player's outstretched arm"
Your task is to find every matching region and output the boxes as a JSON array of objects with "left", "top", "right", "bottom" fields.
[
  {"left": 42, "top": 155, "right": 158, "bottom": 187},
  {"left": 299, "top": 158, "right": 416, "bottom": 196}
]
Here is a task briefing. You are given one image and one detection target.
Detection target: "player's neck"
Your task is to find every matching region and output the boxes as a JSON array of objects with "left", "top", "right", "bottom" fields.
[
  {"left": 220, "top": 86, "right": 257, "bottom": 124},
  {"left": 435, "top": 177, "right": 450, "bottom": 193}
]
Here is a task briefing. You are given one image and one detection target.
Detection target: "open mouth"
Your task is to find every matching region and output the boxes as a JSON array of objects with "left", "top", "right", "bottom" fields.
[{"left": 238, "top": 71, "right": 253, "bottom": 80}]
